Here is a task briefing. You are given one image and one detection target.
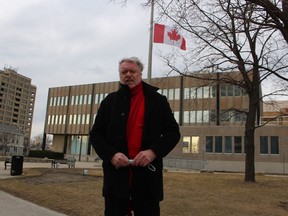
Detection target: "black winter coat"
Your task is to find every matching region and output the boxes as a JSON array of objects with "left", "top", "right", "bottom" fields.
[{"left": 89, "top": 81, "right": 180, "bottom": 201}]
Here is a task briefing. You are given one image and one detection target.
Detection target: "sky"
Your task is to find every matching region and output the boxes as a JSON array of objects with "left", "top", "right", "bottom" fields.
[{"left": 0, "top": 0, "right": 177, "bottom": 138}]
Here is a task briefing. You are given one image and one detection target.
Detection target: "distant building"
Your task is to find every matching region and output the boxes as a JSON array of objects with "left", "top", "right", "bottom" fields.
[
  {"left": 44, "top": 74, "right": 288, "bottom": 174},
  {"left": 0, "top": 68, "right": 37, "bottom": 146},
  {"left": 0, "top": 123, "right": 24, "bottom": 155}
]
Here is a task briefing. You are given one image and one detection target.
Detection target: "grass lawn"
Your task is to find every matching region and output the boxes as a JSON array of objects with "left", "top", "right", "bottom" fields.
[{"left": 0, "top": 168, "right": 287, "bottom": 216}]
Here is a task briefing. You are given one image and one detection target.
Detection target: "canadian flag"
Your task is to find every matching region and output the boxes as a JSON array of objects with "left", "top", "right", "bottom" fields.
[{"left": 153, "top": 23, "right": 186, "bottom": 50}]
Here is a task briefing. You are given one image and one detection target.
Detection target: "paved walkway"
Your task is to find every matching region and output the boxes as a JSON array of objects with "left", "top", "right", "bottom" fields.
[{"left": 0, "top": 160, "right": 100, "bottom": 216}]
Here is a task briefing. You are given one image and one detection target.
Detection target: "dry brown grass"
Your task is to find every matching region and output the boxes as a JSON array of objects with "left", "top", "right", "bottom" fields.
[{"left": 0, "top": 168, "right": 287, "bottom": 216}]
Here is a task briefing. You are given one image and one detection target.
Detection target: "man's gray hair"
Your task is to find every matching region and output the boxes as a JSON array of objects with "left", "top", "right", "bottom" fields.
[{"left": 119, "top": 57, "right": 144, "bottom": 72}]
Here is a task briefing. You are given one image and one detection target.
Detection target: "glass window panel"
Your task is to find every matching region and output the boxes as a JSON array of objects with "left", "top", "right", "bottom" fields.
[
  {"left": 99, "top": 94, "right": 104, "bottom": 103},
  {"left": 203, "top": 86, "right": 210, "bottom": 98},
  {"left": 95, "top": 94, "right": 99, "bottom": 104},
  {"left": 88, "top": 94, "right": 92, "bottom": 104},
  {"left": 162, "top": 89, "right": 168, "bottom": 98},
  {"left": 49, "top": 97, "right": 53, "bottom": 106},
  {"left": 197, "top": 87, "right": 203, "bottom": 98},
  {"left": 191, "top": 136, "right": 199, "bottom": 153},
  {"left": 210, "top": 110, "right": 216, "bottom": 122},
  {"left": 75, "top": 95, "right": 79, "bottom": 105},
  {"left": 220, "top": 85, "right": 227, "bottom": 97},
  {"left": 224, "top": 136, "right": 232, "bottom": 153},
  {"left": 86, "top": 114, "right": 90, "bottom": 124},
  {"left": 77, "top": 115, "right": 81, "bottom": 124},
  {"left": 211, "top": 86, "right": 216, "bottom": 98},
  {"left": 203, "top": 110, "right": 209, "bottom": 123},
  {"left": 69, "top": 115, "right": 73, "bottom": 124},
  {"left": 55, "top": 115, "right": 59, "bottom": 124},
  {"left": 260, "top": 136, "right": 268, "bottom": 154},
  {"left": 184, "top": 111, "right": 189, "bottom": 123},
  {"left": 51, "top": 115, "right": 54, "bottom": 125},
  {"left": 205, "top": 136, "right": 213, "bottom": 153},
  {"left": 65, "top": 96, "right": 68, "bottom": 106},
  {"left": 71, "top": 96, "right": 74, "bottom": 105},
  {"left": 190, "top": 111, "right": 196, "bottom": 123},
  {"left": 228, "top": 85, "right": 234, "bottom": 96},
  {"left": 184, "top": 88, "right": 190, "bottom": 99},
  {"left": 174, "top": 111, "right": 179, "bottom": 123},
  {"left": 191, "top": 87, "right": 197, "bottom": 99},
  {"left": 168, "top": 89, "right": 174, "bottom": 100},
  {"left": 182, "top": 136, "right": 191, "bottom": 153},
  {"left": 234, "top": 136, "right": 242, "bottom": 153},
  {"left": 63, "top": 115, "right": 66, "bottom": 124},
  {"left": 174, "top": 88, "right": 180, "bottom": 100},
  {"left": 215, "top": 136, "right": 222, "bottom": 153},
  {"left": 82, "top": 114, "right": 86, "bottom": 124},
  {"left": 235, "top": 85, "right": 241, "bottom": 96},
  {"left": 196, "top": 110, "right": 202, "bottom": 123},
  {"left": 73, "top": 114, "right": 77, "bottom": 124},
  {"left": 83, "top": 95, "right": 87, "bottom": 104},
  {"left": 271, "top": 136, "right": 279, "bottom": 154}
]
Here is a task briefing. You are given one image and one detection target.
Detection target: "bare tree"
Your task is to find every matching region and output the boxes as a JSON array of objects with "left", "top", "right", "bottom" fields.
[
  {"left": 153, "top": 0, "right": 288, "bottom": 182},
  {"left": 30, "top": 134, "right": 53, "bottom": 151},
  {"left": 246, "top": 0, "right": 288, "bottom": 43}
]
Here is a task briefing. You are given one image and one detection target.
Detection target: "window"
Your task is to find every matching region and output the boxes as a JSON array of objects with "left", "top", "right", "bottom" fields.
[
  {"left": 197, "top": 87, "right": 203, "bottom": 98},
  {"left": 234, "top": 136, "right": 242, "bottom": 153},
  {"left": 228, "top": 85, "right": 234, "bottom": 96},
  {"left": 95, "top": 94, "right": 99, "bottom": 104},
  {"left": 220, "top": 85, "right": 227, "bottom": 97},
  {"left": 174, "top": 88, "right": 180, "bottom": 100},
  {"left": 260, "top": 136, "right": 268, "bottom": 154},
  {"left": 215, "top": 136, "right": 222, "bottom": 153},
  {"left": 190, "top": 111, "right": 196, "bottom": 123},
  {"left": 184, "top": 111, "right": 189, "bottom": 123},
  {"left": 271, "top": 136, "right": 279, "bottom": 154},
  {"left": 203, "top": 86, "right": 210, "bottom": 98},
  {"left": 205, "top": 136, "right": 213, "bottom": 153},
  {"left": 260, "top": 136, "right": 279, "bottom": 155},
  {"left": 184, "top": 88, "right": 190, "bottom": 99},
  {"left": 88, "top": 94, "right": 92, "bottom": 104},
  {"left": 191, "top": 87, "right": 197, "bottom": 99},
  {"left": 191, "top": 136, "right": 199, "bottom": 153},
  {"left": 174, "top": 111, "right": 179, "bottom": 123},
  {"left": 182, "top": 136, "right": 199, "bottom": 153},
  {"left": 168, "top": 89, "right": 174, "bottom": 100},
  {"left": 224, "top": 136, "right": 232, "bottom": 153},
  {"left": 182, "top": 136, "right": 191, "bottom": 153},
  {"left": 86, "top": 114, "right": 90, "bottom": 124},
  {"left": 162, "top": 89, "right": 168, "bottom": 98}
]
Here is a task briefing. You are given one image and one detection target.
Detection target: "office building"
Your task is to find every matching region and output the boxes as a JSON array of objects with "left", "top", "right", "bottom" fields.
[{"left": 44, "top": 74, "right": 288, "bottom": 174}]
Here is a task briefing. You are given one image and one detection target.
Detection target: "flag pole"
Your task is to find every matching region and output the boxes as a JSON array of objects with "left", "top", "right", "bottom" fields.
[{"left": 147, "top": 0, "right": 154, "bottom": 84}]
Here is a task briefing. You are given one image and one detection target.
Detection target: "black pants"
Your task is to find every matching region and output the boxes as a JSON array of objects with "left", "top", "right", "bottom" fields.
[{"left": 104, "top": 196, "right": 160, "bottom": 216}]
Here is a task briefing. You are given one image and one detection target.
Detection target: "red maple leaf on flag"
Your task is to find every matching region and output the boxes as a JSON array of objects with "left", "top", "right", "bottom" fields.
[{"left": 167, "top": 29, "right": 181, "bottom": 41}]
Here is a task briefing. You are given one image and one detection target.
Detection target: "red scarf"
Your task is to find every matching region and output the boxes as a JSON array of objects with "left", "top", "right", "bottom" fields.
[{"left": 126, "top": 82, "right": 145, "bottom": 159}]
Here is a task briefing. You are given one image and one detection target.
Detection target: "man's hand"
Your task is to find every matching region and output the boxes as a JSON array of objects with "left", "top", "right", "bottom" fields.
[
  {"left": 111, "top": 152, "right": 129, "bottom": 169},
  {"left": 133, "top": 149, "right": 156, "bottom": 167}
]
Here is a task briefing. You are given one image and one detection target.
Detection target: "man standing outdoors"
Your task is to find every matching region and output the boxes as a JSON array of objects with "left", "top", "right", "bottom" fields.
[{"left": 89, "top": 57, "right": 180, "bottom": 216}]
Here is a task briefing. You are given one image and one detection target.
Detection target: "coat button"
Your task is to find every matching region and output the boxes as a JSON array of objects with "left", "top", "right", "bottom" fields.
[{"left": 121, "top": 113, "right": 125, "bottom": 116}]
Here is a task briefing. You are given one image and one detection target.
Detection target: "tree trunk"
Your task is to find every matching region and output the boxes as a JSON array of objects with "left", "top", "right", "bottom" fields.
[
  {"left": 244, "top": 125, "right": 255, "bottom": 182},
  {"left": 244, "top": 92, "right": 258, "bottom": 182}
]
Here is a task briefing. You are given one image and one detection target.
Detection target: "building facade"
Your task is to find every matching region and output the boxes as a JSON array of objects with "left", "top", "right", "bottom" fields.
[
  {"left": 44, "top": 74, "right": 288, "bottom": 174},
  {"left": 0, "top": 68, "right": 37, "bottom": 146}
]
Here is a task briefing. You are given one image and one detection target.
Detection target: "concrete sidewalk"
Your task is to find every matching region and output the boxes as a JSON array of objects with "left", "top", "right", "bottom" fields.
[
  {"left": 0, "top": 160, "right": 101, "bottom": 216},
  {"left": 0, "top": 191, "right": 67, "bottom": 216}
]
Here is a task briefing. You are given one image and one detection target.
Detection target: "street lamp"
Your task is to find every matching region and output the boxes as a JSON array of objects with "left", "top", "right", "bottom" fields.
[{"left": 77, "top": 131, "right": 83, "bottom": 161}]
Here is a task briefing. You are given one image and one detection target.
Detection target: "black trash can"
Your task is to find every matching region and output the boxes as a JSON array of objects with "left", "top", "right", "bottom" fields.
[{"left": 11, "top": 155, "right": 24, "bottom": 176}]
